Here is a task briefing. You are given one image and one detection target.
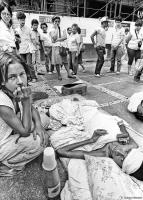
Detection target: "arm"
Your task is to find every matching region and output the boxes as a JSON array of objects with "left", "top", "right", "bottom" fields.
[
  {"left": 57, "top": 138, "right": 96, "bottom": 159},
  {"left": 125, "top": 33, "right": 132, "bottom": 44},
  {"left": 57, "top": 129, "right": 108, "bottom": 159},
  {"left": 31, "top": 106, "right": 48, "bottom": 147},
  {"left": 90, "top": 30, "right": 97, "bottom": 45},
  {"left": 32, "top": 105, "right": 41, "bottom": 127},
  {"left": 116, "top": 30, "right": 125, "bottom": 47},
  {"left": 0, "top": 99, "right": 32, "bottom": 137},
  {"left": 56, "top": 35, "right": 67, "bottom": 42}
]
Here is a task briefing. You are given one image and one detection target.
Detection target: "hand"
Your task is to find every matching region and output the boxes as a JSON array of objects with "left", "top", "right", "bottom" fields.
[
  {"left": 94, "top": 44, "right": 97, "bottom": 48},
  {"left": 32, "top": 125, "right": 49, "bottom": 147},
  {"left": 76, "top": 52, "right": 79, "bottom": 57},
  {"left": 90, "top": 129, "right": 108, "bottom": 142},
  {"left": 13, "top": 86, "right": 31, "bottom": 102},
  {"left": 112, "top": 45, "right": 119, "bottom": 50}
]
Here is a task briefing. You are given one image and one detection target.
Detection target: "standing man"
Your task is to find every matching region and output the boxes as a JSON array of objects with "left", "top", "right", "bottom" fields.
[
  {"left": 40, "top": 22, "right": 52, "bottom": 74},
  {"left": 108, "top": 17, "right": 125, "bottom": 74},
  {"left": 16, "top": 11, "right": 37, "bottom": 83},
  {"left": 90, "top": 17, "right": 108, "bottom": 77}
]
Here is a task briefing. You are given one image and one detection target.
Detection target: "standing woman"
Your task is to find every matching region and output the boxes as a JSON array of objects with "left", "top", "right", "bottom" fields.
[
  {"left": 68, "top": 23, "right": 80, "bottom": 75},
  {"left": 49, "top": 16, "right": 62, "bottom": 80},
  {"left": 0, "top": 2, "right": 16, "bottom": 52},
  {"left": 127, "top": 21, "right": 143, "bottom": 77},
  {"left": 77, "top": 26, "right": 86, "bottom": 72}
]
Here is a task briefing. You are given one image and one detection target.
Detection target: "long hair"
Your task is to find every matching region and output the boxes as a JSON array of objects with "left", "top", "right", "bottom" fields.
[
  {"left": 0, "top": 2, "right": 12, "bottom": 20},
  {"left": 0, "top": 52, "right": 29, "bottom": 89}
]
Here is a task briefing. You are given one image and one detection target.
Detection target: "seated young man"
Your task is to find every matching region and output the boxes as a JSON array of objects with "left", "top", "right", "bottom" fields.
[
  {"left": 57, "top": 128, "right": 143, "bottom": 181},
  {"left": 128, "top": 91, "right": 143, "bottom": 120}
]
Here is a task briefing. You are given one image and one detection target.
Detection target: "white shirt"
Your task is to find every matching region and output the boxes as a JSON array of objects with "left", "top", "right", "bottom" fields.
[
  {"left": 0, "top": 20, "right": 16, "bottom": 50},
  {"left": 49, "top": 25, "right": 61, "bottom": 47},
  {"left": 128, "top": 92, "right": 143, "bottom": 112},
  {"left": 94, "top": 27, "right": 106, "bottom": 47},
  {"left": 40, "top": 32, "right": 52, "bottom": 47},
  {"left": 67, "top": 33, "right": 81, "bottom": 52},
  {"left": 111, "top": 27, "right": 125, "bottom": 47},
  {"left": 105, "top": 27, "right": 113, "bottom": 45},
  {"left": 128, "top": 29, "right": 143, "bottom": 50},
  {"left": 16, "top": 25, "right": 34, "bottom": 54}
]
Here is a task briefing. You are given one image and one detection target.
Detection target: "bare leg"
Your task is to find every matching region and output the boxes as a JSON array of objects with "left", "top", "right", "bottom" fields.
[
  {"left": 64, "top": 63, "right": 76, "bottom": 78},
  {"left": 55, "top": 64, "right": 62, "bottom": 80}
]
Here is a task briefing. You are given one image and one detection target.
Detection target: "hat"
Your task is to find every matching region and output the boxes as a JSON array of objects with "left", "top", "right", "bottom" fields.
[{"left": 100, "top": 16, "right": 109, "bottom": 23}]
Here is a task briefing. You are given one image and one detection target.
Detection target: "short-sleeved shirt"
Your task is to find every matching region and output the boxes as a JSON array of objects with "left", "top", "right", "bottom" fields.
[
  {"left": 49, "top": 25, "right": 61, "bottom": 47},
  {"left": 0, "top": 20, "right": 16, "bottom": 50},
  {"left": 0, "top": 90, "right": 15, "bottom": 145},
  {"left": 67, "top": 33, "right": 81, "bottom": 52},
  {"left": 95, "top": 27, "right": 106, "bottom": 47},
  {"left": 111, "top": 27, "right": 125, "bottom": 47},
  {"left": 105, "top": 27, "right": 113, "bottom": 45},
  {"left": 128, "top": 30, "right": 143, "bottom": 50},
  {"left": 16, "top": 25, "right": 34, "bottom": 54},
  {"left": 40, "top": 32, "right": 52, "bottom": 47},
  {"left": 31, "top": 30, "right": 41, "bottom": 50}
]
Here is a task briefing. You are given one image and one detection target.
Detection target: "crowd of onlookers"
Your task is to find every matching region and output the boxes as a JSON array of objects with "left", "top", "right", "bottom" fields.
[
  {"left": 92, "top": 16, "right": 143, "bottom": 82},
  {"left": 0, "top": 2, "right": 86, "bottom": 82}
]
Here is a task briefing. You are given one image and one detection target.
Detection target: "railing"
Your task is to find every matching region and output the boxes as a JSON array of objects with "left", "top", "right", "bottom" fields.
[{"left": 14, "top": 0, "right": 141, "bottom": 20}]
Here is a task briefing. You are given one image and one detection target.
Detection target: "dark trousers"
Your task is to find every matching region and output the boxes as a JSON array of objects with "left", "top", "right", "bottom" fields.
[
  {"left": 127, "top": 48, "right": 141, "bottom": 65},
  {"left": 110, "top": 46, "right": 123, "bottom": 72},
  {"left": 95, "top": 46, "right": 105, "bottom": 75},
  {"left": 110, "top": 47, "right": 123, "bottom": 72},
  {"left": 20, "top": 53, "right": 37, "bottom": 80}
]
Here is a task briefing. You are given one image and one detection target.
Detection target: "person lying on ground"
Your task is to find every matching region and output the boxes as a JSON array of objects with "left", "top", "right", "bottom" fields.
[
  {"left": 57, "top": 128, "right": 143, "bottom": 181},
  {"left": 0, "top": 52, "right": 49, "bottom": 176}
]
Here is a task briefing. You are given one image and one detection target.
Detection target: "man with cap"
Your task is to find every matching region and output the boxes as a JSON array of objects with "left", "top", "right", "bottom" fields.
[{"left": 90, "top": 16, "right": 108, "bottom": 77}]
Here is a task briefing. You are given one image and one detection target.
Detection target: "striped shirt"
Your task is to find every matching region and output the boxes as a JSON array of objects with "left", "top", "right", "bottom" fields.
[{"left": 111, "top": 27, "right": 125, "bottom": 47}]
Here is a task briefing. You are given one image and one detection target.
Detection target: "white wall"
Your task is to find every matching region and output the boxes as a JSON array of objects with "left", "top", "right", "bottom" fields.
[{"left": 12, "top": 12, "right": 136, "bottom": 44}]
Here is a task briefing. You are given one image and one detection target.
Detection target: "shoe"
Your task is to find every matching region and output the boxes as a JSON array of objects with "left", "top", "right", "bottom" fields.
[
  {"left": 32, "top": 79, "right": 37, "bottom": 83},
  {"left": 68, "top": 75, "right": 76, "bottom": 79},
  {"left": 94, "top": 74, "right": 101, "bottom": 78},
  {"left": 82, "top": 69, "right": 86, "bottom": 73},
  {"left": 47, "top": 72, "right": 52, "bottom": 74},
  {"left": 116, "top": 71, "right": 120, "bottom": 75},
  {"left": 107, "top": 70, "right": 115, "bottom": 73},
  {"left": 129, "top": 72, "right": 133, "bottom": 76}
]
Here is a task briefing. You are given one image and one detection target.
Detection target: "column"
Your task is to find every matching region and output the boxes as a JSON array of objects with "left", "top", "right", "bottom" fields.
[
  {"left": 105, "top": 0, "right": 108, "bottom": 16},
  {"left": 77, "top": 0, "right": 79, "bottom": 17}
]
